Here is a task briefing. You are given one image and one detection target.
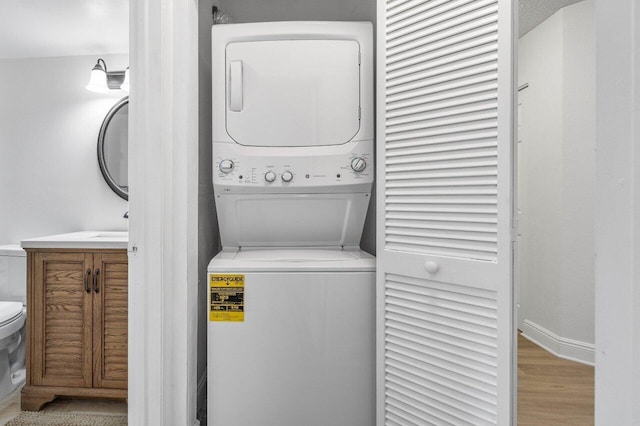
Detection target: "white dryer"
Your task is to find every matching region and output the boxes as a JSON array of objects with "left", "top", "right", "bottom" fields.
[{"left": 208, "top": 21, "right": 374, "bottom": 426}]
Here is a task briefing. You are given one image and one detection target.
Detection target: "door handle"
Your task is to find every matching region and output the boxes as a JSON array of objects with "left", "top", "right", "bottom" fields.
[
  {"left": 229, "top": 60, "right": 243, "bottom": 112},
  {"left": 425, "top": 261, "right": 439, "bottom": 274},
  {"left": 84, "top": 269, "right": 91, "bottom": 293},
  {"left": 93, "top": 268, "right": 100, "bottom": 293}
]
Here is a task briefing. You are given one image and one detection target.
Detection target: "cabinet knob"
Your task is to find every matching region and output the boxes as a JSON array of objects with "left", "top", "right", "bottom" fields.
[{"left": 425, "top": 261, "right": 439, "bottom": 274}]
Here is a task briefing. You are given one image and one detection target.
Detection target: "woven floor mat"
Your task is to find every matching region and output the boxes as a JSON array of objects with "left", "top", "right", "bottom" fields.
[{"left": 5, "top": 410, "right": 127, "bottom": 425}]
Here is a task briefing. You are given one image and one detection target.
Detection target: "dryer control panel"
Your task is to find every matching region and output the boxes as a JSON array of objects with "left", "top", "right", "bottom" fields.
[{"left": 213, "top": 140, "right": 373, "bottom": 194}]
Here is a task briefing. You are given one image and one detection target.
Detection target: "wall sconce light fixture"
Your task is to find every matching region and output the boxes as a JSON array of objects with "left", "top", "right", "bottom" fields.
[{"left": 86, "top": 59, "right": 129, "bottom": 93}]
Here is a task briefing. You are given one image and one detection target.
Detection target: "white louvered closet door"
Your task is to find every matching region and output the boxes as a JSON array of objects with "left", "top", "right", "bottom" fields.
[{"left": 376, "top": 0, "right": 515, "bottom": 425}]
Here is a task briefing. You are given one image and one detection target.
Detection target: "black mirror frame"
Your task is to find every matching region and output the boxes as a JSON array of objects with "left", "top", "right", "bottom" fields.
[{"left": 97, "top": 96, "right": 129, "bottom": 201}]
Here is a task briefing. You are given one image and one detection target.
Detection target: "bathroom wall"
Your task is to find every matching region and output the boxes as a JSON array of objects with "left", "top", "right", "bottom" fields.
[
  {"left": 518, "top": 0, "right": 595, "bottom": 362},
  {"left": 0, "top": 53, "right": 129, "bottom": 245}
]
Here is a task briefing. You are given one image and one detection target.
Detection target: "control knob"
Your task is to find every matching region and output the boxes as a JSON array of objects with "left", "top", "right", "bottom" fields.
[
  {"left": 219, "top": 159, "right": 234, "bottom": 174},
  {"left": 351, "top": 157, "right": 367, "bottom": 172},
  {"left": 281, "top": 171, "right": 293, "bottom": 183},
  {"left": 264, "top": 171, "right": 276, "bottom": 183}
]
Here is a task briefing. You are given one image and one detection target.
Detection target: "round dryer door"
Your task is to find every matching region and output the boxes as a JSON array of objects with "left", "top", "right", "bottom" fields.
[{"left": 225, "top": 39, "right": 361, "bottom": 147}]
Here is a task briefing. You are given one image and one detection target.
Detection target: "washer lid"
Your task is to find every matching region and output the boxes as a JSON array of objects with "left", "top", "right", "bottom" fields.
[
  {"left": 0, "top": 302, "right": 23, "bottom": 328},
  {"left": 209, "top": 248, "right": 375, "bottom": 272},
  {"left": 235, "top": 249, "right": 359, "bottom": 262}
]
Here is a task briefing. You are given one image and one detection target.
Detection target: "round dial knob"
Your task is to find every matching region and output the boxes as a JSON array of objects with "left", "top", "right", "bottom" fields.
[
  {"left": 219, "top": 159, "right": 234, "bottom": 174},
  {"left": 281, "top": 171, "right": 294, "bottom": 183},
  {"left": 351, "top": 157, "right": 367, "bottom": 173},
  {"left": 264, "top": 171, "right": 276, "bottom": 183}
]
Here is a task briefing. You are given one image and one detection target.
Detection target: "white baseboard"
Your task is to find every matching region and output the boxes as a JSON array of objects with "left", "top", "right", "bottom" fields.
[{"left": 521, "top": 319, "right": 595, "bottom": 366}]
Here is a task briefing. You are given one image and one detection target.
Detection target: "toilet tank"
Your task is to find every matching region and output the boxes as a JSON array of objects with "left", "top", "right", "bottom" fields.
[{"left": 0, "top": 245, "right": 26, "bottom": 304}]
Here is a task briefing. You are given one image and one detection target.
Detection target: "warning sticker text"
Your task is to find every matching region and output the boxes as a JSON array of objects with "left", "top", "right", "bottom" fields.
[{"left": 209, "top": 274, "right": 245, "bottom": 322}]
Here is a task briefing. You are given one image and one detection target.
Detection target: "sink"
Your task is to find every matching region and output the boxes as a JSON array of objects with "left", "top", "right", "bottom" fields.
[
  {"left": 88, "top": 231, "right": 128, "bottom": 239},
  {"left": 21, "top": 231, "right": 129, "bottom": 249}
]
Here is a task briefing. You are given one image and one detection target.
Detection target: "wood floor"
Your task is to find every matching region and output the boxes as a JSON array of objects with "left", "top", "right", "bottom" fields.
[
  {"left": 0, "top": 334, "right": 592, "bottom": 425},
  {"left": 518, "top": 333, "right": 594, "bottom": 425}
]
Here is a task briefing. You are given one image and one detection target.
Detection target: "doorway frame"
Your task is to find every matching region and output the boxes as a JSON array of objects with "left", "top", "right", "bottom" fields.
[
  {"left": 126, "top": 0, "right": 640, "bottom": 423},
  {"left": 128, "top": 0, "right": 199, "bottom": 424},
  {"left": 593, "top": 0, "right": 640, "bottom": 423}
]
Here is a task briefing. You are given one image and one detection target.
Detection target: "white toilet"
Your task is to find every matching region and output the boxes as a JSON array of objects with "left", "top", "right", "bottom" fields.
[{"left": 0, "top": 245, "right": 26, "bottom": 401}]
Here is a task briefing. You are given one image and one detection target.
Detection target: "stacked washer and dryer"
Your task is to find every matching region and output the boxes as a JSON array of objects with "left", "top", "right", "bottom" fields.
[{"left": 207, "top": 22, "right": 375, "bottom": 425}]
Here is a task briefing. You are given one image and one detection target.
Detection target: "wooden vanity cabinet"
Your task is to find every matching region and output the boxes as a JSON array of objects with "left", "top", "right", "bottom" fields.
[{"left": 21, "top": 249, "right": 128, "bottom": 411}]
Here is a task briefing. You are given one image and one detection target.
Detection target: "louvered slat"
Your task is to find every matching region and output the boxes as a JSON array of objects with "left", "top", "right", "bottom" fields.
[
  {"left": 385, "top": 0, "right": 499, "bottom": 262},
  {"left": 43, "top": 260, "right": 87, "bottom": 379},
  {"left": 380, "top": 0, "right": 511, "bottom": 422},
  {"left": 384, "top": 273, "right": 498, "bottom": 425},
  {"left": 387, "top": 25, "right": 498, "bottom": 72},
  {"left": 101, "top": 260, "right": 128, "bottom": 386}
]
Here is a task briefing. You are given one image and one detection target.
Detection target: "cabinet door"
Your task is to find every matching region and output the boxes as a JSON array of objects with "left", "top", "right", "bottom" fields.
[
  {"left": 31, "top": 252, "right": 93, "bottom": 388},
  {"left": 92, "top": 252, "right": 128, "bottom": 389}
]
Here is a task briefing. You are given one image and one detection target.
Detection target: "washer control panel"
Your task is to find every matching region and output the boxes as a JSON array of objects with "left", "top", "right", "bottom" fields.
[
  {"left": 219, "top": 159, "right": 235, "bottom": 174},
  {"left": 213, "top": 140, "right": 373, "bottom": 192},
  {"left": 350, "top": 157, "right": 367, "bottom": 172}
]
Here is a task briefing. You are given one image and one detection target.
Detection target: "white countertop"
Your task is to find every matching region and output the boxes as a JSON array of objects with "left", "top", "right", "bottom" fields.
[{"left": 21, "top": 231, "right": 128, "bottom": 250}]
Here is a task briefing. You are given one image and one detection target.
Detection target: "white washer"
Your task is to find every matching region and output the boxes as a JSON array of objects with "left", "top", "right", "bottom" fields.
[{"left": 207, "top": 248, "right": 375, "bottom": 426}]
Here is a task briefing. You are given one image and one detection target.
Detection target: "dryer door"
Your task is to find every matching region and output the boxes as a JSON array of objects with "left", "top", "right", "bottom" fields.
[{"left": 225, "top": 39, "right": 361, "bottom": 147}]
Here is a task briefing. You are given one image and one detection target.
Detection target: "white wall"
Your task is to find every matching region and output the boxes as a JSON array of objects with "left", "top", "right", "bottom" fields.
[
  {"left": 517, "top": 0, "right": 595, "bottom": 363},
  {"left": 560, "top": 0, "right": 596, "bottom": 346},
  {"left": 518, "top": 8, "right": 564, "bottom": 341},
  {"left": 218, "top": 0, "right": 375, "bottom": 24},
  {"left": 0, "top": 53, "right": 129, "bottom": 245}
]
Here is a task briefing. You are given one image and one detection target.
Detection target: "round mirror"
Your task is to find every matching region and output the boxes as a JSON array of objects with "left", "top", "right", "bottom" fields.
[{"left": 98, "top": 97, "right": 128, "bottom": 200}]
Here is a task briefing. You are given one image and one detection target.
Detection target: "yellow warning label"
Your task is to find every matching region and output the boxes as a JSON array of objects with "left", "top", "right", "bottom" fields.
[{"left": 209, "top": 274, "right": 244, "bottom": 322}]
